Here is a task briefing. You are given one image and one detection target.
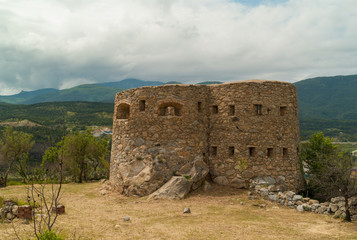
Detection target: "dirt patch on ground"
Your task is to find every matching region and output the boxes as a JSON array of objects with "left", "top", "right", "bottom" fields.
[{"left": 0, "top": 183, "right": 356, "bottom": 239}]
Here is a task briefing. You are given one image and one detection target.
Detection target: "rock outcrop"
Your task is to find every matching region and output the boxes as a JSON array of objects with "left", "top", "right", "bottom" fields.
[{"left": 147, "top": 159, "right": 209, "bottom": 199}]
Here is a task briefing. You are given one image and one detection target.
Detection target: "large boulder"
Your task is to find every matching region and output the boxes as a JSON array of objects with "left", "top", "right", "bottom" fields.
[
  {"left": 213, "top": 176, "right": 229, "bottom": 185},
  {"left": 185, "top": 159, "right": 209, "bottom": 190},
  {"left": 148, "top": 159, "right": 210, "bottom": 199},
  {"left": 116, "top": 159, "right": 172, "bottom": 196},
  {"left": 148, "top": 176, "right": 191, "bottom": 200}
]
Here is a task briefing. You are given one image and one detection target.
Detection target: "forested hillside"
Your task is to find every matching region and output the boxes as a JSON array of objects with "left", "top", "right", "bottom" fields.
[
  {"left": 0, "top": 102, "right": 113, "bottom": 143},
  {"left": 295, "top": 74, "right": 357, "bottom": 120},
  {"left": 294, "top": 74, "right": 357, "bottom": 141}
]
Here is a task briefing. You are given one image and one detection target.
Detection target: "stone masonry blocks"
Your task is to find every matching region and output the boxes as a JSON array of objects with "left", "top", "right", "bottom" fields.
[{"left": 110, "top": 80, "right": 305, "bottom": 196}]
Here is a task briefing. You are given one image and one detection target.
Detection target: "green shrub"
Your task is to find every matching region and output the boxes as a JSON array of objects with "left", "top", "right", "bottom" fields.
[
  {"left": 0, "top": 196, "right": 4, "bottom": 208},
  {"left": 184, "top": 175, "right": 192, "bottom": 181},
  {"left": 37, "top": 230, "right": 64, "bottom": 240},
  {"left": 235, "top": 157, "right": 248, "bottom": 171}
]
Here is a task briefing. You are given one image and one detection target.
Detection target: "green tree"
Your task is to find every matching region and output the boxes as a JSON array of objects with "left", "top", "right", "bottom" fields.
[
  {"left": 301, "top": 132, "right": 356, "bottom": 222},
  {"left": 300, "top": 132, "right": 337, "bottom": 176},
  {"left": 0, "top": 127, "right": 34, "bottom": 187},
  {"left": 43, "top": 131, "right": 108, "bottom": 183}
]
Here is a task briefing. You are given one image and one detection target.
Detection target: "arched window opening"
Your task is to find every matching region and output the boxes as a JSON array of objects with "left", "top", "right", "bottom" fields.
[
  {"left": 116, "top": 103, "right": 130, "bottom": 119},
  {"left": 158, "top": 102, "right": 183, "bottom": 116}
]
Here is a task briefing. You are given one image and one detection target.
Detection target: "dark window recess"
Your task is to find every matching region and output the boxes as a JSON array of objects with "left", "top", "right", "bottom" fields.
[
  {"left": 249, "top": 147, "right": 256, "bottom": 157},
  {"left": 198, "top": 102, "right": 202, "bottom": 112},
  {"left": 211, "top": 146, "right": 217, "bottom": 157},
  {"left": 283, "top": 148, "right": 288, "bottom": 158},
  {"left": 254, "top": 104, "right": 262, "bottom": 115},
  {"left": 229, "top": 146, "right": 235, "bottom": 156},
  {"left": 229, "top": 105, "right": 235, "bottom": 116},
  {"left": 139, "top": 100, "right": 146, "bottom": 111},
  {"left": 116, "top": 103, "right": 130, "bottom": 119},
  {"left": 280, "top": 106, "right": 287, "bottom": 116},
  {"left": 267, "top": 148, "right": 273, "bottom": 157},
  {"left": 212, "top": 105, "right": 218, "bottom": 114}
]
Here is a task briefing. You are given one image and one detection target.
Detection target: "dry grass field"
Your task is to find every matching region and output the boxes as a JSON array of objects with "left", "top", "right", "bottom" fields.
[{"left": 0, "top": 182, "right": 356, "bottom": 240}]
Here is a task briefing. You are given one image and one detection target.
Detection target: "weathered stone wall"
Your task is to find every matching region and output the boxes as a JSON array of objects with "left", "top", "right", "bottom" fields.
[
  {"left": 110, "top": 85, "right": 210, "bottom": 196},
  {"left": 208, "top": 81, "right": 303, "bottom": 190},
  {"left": 110, "top": 80, "right": 304, "bottom": 196}
]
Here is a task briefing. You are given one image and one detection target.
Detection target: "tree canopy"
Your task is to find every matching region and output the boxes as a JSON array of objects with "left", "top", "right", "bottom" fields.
[{"left": 0, "top": 126, "right": 34, "bottom": 187}]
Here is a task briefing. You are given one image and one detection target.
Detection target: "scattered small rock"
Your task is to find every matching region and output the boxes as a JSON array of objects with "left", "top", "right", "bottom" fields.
[
  {"left": 240, "top": 202, "right": 244, "bottom": 205},
  {"left": 22, "top": 219, "right": 29, "bottom": 225},
  {"left": 123, "top": 216, "right": 131, "bottom": 222},
  {"left": 183, "top": 208, "right": 191, "bottom": 214}
]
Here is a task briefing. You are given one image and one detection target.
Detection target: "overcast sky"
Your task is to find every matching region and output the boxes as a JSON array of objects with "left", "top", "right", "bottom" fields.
[{"left": 0, "top": 0, "right": 356, "bottom": 95}]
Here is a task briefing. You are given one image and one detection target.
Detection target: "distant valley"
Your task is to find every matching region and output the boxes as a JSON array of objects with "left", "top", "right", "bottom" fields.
[{"left": 0, "top": 74, "right": 357, "bottom": 141}]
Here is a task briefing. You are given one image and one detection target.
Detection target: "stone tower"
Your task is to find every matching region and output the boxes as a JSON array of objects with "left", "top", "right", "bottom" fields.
[{"left": 110, "top": 80, "right": 304, "bottom": 196}]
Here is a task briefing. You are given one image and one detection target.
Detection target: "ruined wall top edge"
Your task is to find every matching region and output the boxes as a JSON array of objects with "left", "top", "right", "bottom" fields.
[{"left": 114, "top": 80, "right": 295, "bottom": 97}]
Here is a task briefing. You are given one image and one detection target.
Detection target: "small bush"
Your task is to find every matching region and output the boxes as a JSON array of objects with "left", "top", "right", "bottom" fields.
[
  {"left": 37, "top": 230, "right": 64, "bottom": 240},
  {"left": 184, "top": 175, "right": 192, "bottom": 181},
  {"left": 0, "top": 196, "right": 4, "bottom": 208},
  {"left": 235, "top": 157, "right": 248, "bottom": 171}
]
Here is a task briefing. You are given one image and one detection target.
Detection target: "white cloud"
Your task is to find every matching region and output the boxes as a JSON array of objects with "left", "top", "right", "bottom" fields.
[
  {"left": 0, "top": 0, "right": 357, "bottom": 94},
  {"left": 59, "top": 77, "right": 96, "bottom": 90}
]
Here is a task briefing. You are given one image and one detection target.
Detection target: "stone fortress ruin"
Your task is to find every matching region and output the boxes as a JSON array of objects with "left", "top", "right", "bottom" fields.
[{"left": 110, "top": 80, "right": 304, "bottom": 198}]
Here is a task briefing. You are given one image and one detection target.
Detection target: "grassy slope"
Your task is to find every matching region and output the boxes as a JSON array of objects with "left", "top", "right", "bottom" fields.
[{"left": 0, "top": 183, "right": 356, "bottom": 239}]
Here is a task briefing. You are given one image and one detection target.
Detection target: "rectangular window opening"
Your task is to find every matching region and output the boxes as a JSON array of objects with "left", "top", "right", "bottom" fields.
[
  {"left": 212, "top": 105, "right": 218, "bottom": 114},
  {"left": 211, "top": 146, "right": 217, "bottom": 157},
  {"left": 229, "top": 105, "right": 235, "bottom": 116},
  {"left": 283, "top": 148, "right": 288, "bottom": 158},
  {"left": 249, "top": 147, "right": 256, "bottom": 157},
  {"left": 229, "top": 146, "right": 235, "bottom": 156},
  {"left": 198, "top": 102, "right": 202, "bottom": 112},
  {"left": 280, "top": 106, "right": 287, "bottom": 116},
  {"left": 267, "top": 148, "right": 273, "bottom": 157},
  {"left": 254, "top": 104, "right": 262, "bottom": 115},
  {"left": 139, "top": 100, "right": 146, "bottom": 111}
]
